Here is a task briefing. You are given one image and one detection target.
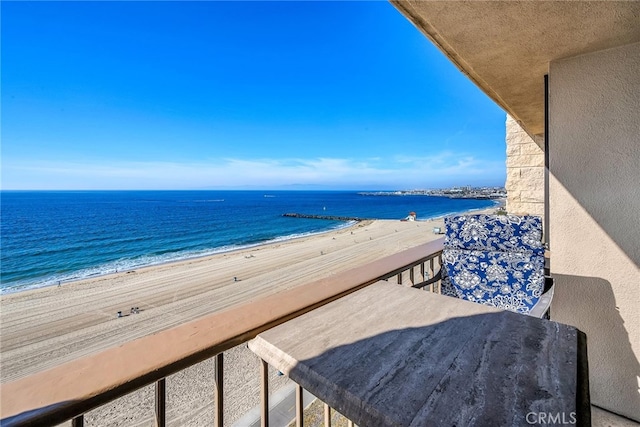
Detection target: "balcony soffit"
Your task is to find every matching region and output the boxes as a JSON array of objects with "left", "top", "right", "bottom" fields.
[{"left": 390, "top": 1, "right": 640, "bottom": 137}]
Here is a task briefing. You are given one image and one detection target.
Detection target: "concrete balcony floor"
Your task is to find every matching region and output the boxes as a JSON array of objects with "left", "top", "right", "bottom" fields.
[
  {"left": 242, "top": 387, "right": 640, "bottom": 427},
  {"left": 286, "top": 401, "right": 640, "bottom": 427},
  {"left": 592, "top": 406, "right": 640, "bottom": 427}
]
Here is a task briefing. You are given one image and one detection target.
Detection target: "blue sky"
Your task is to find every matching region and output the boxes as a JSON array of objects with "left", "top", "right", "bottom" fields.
[{"left": 2, "top": 1, "right": 506, "bottom": 190}]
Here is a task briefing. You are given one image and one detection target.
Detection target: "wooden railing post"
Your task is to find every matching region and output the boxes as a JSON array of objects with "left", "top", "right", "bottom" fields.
[
  {"left": 214, "top": 353, "right": 224, "bottom": 427},
  {"left": 429, "top": 258, "right": 435, "bottom": 291},
  {"left": 436, "top": 254, "right": 442, "bottom": 293},
  {"left": 296, "top": 384, "right": 304, "bottom": 427},
  {"left": 155, "top": 378, "right": 166, "bottom": 427},
  {"left": 260, "top": 359, "right": 269, "bottom": 427},
  {"left": 324, "top": 403, "right": 331, "bottom": 427}
]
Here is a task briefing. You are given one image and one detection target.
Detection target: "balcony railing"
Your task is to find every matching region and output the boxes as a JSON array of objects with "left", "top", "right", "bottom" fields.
[{"left": 0, "top": 238, "right": 444, "bottom": 427}]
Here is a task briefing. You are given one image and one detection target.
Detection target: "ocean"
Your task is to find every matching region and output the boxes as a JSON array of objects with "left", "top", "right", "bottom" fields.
[{"left": 0, "top": 190, "right": 497, "bottom": 294}]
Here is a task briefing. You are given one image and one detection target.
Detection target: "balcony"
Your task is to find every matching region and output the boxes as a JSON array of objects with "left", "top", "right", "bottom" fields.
[
  {"left": 0, "top": 239, "right": 442, "bottom": 426},
  {"left": 0, "top": 237, "right": 607, "bottom": 426}
]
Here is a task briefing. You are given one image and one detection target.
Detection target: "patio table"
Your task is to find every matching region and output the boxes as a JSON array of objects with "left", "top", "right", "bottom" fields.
[{"left": 249, "top": 282, "right": 589, "bottom": 426}]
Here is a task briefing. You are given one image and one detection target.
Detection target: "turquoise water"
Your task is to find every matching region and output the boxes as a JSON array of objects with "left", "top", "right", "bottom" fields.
[{"left": 0, "top": 190, "right": 496, "bottom": 293}]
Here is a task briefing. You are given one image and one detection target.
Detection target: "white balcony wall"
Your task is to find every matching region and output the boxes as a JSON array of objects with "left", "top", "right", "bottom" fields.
[{"left": 549, "top": 42, "right": 640, "bottom": 421}]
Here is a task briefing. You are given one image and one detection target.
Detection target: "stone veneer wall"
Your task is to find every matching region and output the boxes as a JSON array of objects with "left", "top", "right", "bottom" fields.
[{"left": 505, "top": 115, "right": 545, "bottom": 221}]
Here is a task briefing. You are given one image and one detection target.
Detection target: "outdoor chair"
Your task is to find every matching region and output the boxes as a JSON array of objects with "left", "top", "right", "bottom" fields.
[{"left": 419, "top": 214, "right": 554, "bottom": 318}]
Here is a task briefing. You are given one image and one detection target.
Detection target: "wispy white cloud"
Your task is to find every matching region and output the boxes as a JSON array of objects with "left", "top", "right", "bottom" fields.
[
  {"left": 2, "top": 153, "right": 505, "bottom": 190},
  {"left": 393, "top": 152, "right": 503, "bottom": 175}
]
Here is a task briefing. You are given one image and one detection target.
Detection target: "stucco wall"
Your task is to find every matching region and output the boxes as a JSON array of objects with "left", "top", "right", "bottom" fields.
[
  {"left": 505, "top": 115, "right": 545, "bottom": 221},
  {"left": 549, "top": 42, "right": 640, "bottom": 421}
]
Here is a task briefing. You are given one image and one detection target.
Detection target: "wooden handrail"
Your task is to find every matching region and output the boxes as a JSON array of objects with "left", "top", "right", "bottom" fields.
[{"left": 1, "top": 239, "right": 444, "bottom": 426}]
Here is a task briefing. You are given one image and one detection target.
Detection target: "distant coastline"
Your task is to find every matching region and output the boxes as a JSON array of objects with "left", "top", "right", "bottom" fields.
[{"left": 359, "top": 186, "right": 506, "bottom": 200}]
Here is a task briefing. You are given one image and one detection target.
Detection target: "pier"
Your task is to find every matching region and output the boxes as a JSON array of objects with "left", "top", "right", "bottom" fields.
[{"left": 282, "top": 213, "right": 368, "bottom": 222}]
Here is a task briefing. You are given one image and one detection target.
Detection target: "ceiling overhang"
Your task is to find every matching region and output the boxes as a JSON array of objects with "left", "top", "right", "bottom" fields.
[{"left": 391, "top": 1, "right": 640, "bottom": 136}]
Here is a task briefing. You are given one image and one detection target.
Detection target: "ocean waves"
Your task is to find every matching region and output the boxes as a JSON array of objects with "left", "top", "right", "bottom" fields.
[{"left": 1, "top": 190, "right": 496, "bottom": 294}]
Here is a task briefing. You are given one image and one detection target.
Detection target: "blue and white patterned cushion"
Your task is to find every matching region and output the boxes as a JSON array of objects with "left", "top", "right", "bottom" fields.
[
  {"left": 441, "top": 214, "right": 545, "bottom": 315},
  {"left": 444, "top": 214, "right": 544, "bottom": 256}
]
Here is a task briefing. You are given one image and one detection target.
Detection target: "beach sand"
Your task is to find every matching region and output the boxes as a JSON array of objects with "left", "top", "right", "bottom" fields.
[{"left": 0, "top": 209, "right": 499, "bottom": 425}]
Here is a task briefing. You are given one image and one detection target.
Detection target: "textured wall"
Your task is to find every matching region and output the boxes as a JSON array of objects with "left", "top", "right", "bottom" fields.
[
  {"left": 549, "top": 42, "right": 640, "bottom": 421},
  {"left": 505, "top": 115, "right": 545, "bottom": 221}
]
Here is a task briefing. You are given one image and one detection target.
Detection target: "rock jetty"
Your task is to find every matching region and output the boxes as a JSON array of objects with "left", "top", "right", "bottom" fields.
[{"left": 282, "top": 213, "right": 368, "bottom": 222}]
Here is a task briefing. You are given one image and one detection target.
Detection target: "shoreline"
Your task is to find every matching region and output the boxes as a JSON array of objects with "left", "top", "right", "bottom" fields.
[
  {"left": 3, "top": 218, "right": 441, "bottom": 381},
  {"left": 424, "top": 198, "right": 503, "bottom": 221},
  {"left": 1, "top": 199, "right": 504, "bottom": 297},
  {"left": 0, "top": 220, "right": 443, "bottom": 372},
  {"left": 1, "top": 205, "right": 504, "bottom": 365},
  {"left": 0, "top": 220, "right": 360, "bottom": 297}
]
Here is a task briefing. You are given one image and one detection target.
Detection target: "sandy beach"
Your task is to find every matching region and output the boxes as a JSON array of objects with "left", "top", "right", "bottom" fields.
[{"left": 0, "top": 210, "right": 499, "bottom": 426}]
